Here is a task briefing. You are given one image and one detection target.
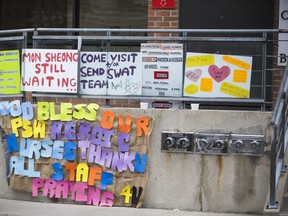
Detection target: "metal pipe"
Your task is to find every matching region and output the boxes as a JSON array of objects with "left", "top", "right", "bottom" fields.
[
  {"left": 22, "top": 32, "right": 28, "bottom": 103},
  {"left": 268, "top": 124, "right": 278, "bottom": 209},
  {"left": 272, "top": 63, "right": 288, "bottom": 123},
  {"left": 32, "top": 35, "right": 265, "bottom": 42},
  {"left": 0, "top": 36, "right": 25, "bottom": 42},
  {"left": 0, "top": 28, "right": 34, "bottom": 35},
  {"left": 34, "top": 28, "right": 282, "bottom": 34},
  {"left": 261, "top": 32, "right": 267, "bottom": 111}
]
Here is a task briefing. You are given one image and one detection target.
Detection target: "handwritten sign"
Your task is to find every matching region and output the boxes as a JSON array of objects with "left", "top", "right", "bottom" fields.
[
  {"left": 0, "top": 50, "right": 21, "bottom": 94},
  {"left": 141, "top": 43, "right": 183, "bottom": 96},
  {"left": 186, "top": 55, "right": 214, "bottom": 67},
  {"left": 183, "top": 52, "right": 252, "bottom": 98},
  {"left": 220, "top": 82, "right": 250, "bottom": 98},
  {"left": 21, "top": 49, "right": 78, "bottom": 93},
  {"left": 80, "top": 52, "right": 142, "bottom": 95},
  {"left": 223, "top": 55, "right": 251, "bottom": 70},
  {"left": 1, "top": 100, "right": 153, "bottom": 207}
]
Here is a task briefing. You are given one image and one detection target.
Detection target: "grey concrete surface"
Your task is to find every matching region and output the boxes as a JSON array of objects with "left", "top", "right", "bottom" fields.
[
  {"left": 0, "top": 108, "right": 272, "bottom": 214},
  {"left": 0, "top": 198, "right": 260, "bottom": 216}
]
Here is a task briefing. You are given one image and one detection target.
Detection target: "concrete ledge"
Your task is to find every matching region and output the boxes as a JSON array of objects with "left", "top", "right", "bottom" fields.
[
  {"left": 0, "top": 109, "right": 272, "bottom": 213},
  {"left": 0, "top": 198, "right": 259, "bottom": 216}
]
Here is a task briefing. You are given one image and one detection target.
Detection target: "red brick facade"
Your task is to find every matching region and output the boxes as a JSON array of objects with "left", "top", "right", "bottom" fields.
[
  {"left": 148, "top": 1, "right": 179, "bottom": 28},
  {"left": 272, "top": 0, "right": 285, "bottom": 107},
  {"left": 148, "top": 0, "right": 179, "bottom": 37}
]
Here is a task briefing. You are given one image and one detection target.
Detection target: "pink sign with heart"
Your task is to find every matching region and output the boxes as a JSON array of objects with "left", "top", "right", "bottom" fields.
[
  {"left": 208, "top": 65, "right": 230, "bottom": 82},
  {"left": 185, "top": 69, "right": 202, "bottom": 82}
]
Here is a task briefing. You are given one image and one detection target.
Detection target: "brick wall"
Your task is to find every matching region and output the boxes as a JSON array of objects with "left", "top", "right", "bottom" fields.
[
  {"left": 272, "top": 0, "right": 285, "bottom": 108},
  {"left": 21, "top": 94, "right": 139, "bottom": 108},
  {"left": 147, "top": 0, "right": 179, "bottom": 36},
  {"left": 22, "top": 95, "right": 112, "bottom": 107}
]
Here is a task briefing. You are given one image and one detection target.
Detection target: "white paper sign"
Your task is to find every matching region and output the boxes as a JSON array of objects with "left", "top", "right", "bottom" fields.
[
  {"left": 278, "top": 0, "right": 288, "bottom": 66},
  {"left": 183, "top": 52, "right": 253, "bottom": 98},
  {"left": 80, "top": 52, "right": 142, "bottom": 95},
  {"left": 21, "top": 49, "right": 78, "bottom": 93},
  {"left": 141, "top": 43, "right": 183, "bottom": 96}
]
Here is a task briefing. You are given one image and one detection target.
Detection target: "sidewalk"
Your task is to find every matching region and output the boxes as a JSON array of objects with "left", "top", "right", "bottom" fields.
[{"left": 0, "top": 198, "right": 260, "bottom": 216}]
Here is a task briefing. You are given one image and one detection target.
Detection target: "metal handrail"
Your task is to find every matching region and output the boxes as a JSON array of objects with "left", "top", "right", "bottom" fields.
[
  {"left": 0, "top": 28, "right": 34, "bottom": 35},
  {"left": 35, "top": 27, "right": 288, "bottom": 34},
  {"left": 1, "top": 28, "right": 287, "bottom": 110},
  {"left": 31, "top": 28, "right": 274, "bottom": 109},
  {"left": 267, "top": 60, "right": 288, "bottom": 209}
]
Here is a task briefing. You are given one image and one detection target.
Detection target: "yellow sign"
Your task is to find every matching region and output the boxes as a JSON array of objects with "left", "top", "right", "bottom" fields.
[
  {"left": 220, "top": 82, "right": 249, "bottom": 98},
  {"left": 223, "top": 55, "right": 251, "bottom": 70},
  {"left": 184, "top": 84, "right": 199, "bottom": 95},
  {"left": 0, "top": 50, "right": 21, "bottom": 94},
  {"left": 233, "top": 70, "right": 248, "bottom": 83},
  {"left": 200, "top": 78, "right": 213, "bottom": 92},
  {"left": 186, "top": 55, "right": 215, "bottom": 67}
]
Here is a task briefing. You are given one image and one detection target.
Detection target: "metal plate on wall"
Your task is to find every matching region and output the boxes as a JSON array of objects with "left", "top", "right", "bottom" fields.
[
  {"left": 231, "top": 134, "right": 264, "bottom": 156},
  {"left": 161, "top": 131, "right": 194, "bottom": 153},
  {"left": 195, "top": 133, "right": 229, "bottom": 155}
]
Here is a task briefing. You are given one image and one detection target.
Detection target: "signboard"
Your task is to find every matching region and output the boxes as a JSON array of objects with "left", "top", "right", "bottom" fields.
[
  {"left": 152, "top": 0, "right": 175, "bottom": 9},
  {"left": 80, "top": 52, "right": 142, "bottom": 95},
  {"left": 0, "top": 50, "right": 21, "bottom": 94},
  {"left": 1, "top": 100, "right": 153, "bottom": 207},
  {"left": 141, "top": 43, "right": 183, "bottom": 97},
  {"left": 21, "top": 49, "right": 78, "bottom": 93},
  {"left": 278, "top": 0, "right": 288, "bottom": 66},
  {"left": 183, "top": 52, "right": 253, "bottom": 98}
]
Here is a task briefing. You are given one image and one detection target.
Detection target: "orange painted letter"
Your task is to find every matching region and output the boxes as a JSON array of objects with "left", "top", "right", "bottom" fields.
[
  {"left": 65, "top": 163, "right": 77, "bottom": 181},
  {"left": 136, "top": 117, "right": 149, "bottom": 136},
  {"left": 101, "top": 110, "right": 115, "bottom": 129},
  {"left": 118, "top": 115, "right": 132, "bottom": 133},
  {"left": 88, "top": 167, "right": 102, "bottom": 186}
]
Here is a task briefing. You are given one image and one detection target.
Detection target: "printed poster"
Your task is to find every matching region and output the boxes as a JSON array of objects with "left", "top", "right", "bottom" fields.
[
  {"left": 21, "top": 49, "right": 78, "bottom": 93},
  {"left": 80, "top": 52, "right": 142, "bottom": 95},
  {"left": 183, "top": 52, "right": 253, "bottom": 98},
  {"left": 0, "top": 50, "right": 21, "bottom": 94},
  {"left": 141, "top": 43, "right": 183, "bottom": 97}
]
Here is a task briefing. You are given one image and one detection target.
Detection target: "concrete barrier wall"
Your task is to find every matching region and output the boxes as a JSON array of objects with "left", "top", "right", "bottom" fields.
[{"left": 0, "top": 108, "right": 272, "bottom": 214}]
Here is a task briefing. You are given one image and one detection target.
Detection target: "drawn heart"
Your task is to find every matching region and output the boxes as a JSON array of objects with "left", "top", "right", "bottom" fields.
[
  {"left": 185, "top": 69, "right": 202, "bottom": 82},
  {"left": 208, "top": 65, "right": 230, "bottom": 83}
]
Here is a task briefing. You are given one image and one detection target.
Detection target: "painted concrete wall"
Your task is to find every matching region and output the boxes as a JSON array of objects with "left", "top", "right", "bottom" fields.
[{"left": 0, "top": 108, "right": 272, "bottom": 214}]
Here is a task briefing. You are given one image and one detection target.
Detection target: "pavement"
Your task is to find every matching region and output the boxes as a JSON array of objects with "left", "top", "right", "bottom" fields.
[{"left": 0, "top": 198, "right": 261, "bottom": 216}]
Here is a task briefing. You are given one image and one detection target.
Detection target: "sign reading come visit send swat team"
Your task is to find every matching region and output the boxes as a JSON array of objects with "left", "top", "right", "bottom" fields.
[
  {"left": 80, "top": 52, "right": 142, "bottom": 95},
  {"left": 0, "top": 100, "right": 153, "bottom": 207}
]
